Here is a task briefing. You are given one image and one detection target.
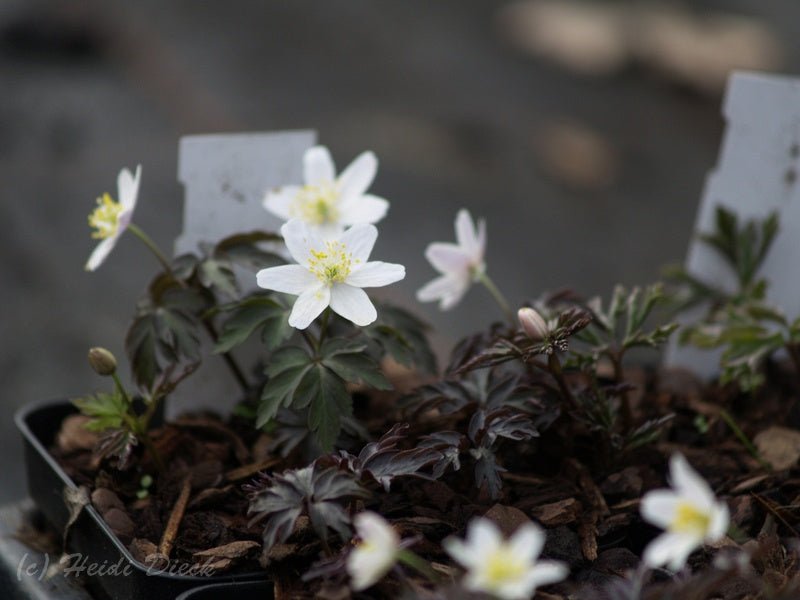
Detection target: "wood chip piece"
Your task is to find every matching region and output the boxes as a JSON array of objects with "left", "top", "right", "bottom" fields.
[
  {"left": 129, "top": 538, "right": 158, "bottom": 564},
  {"left": 193, "top": 540, "right": 260, "bottom": 560},
  {"left": 531, "top": 498, "right": 582, "bottom": 526},
  {"left": 754, "top": 426, "right": 800, "bottom": 470},
  {"left": 484, "top": 504, "right": 532, "bottom": 536}
]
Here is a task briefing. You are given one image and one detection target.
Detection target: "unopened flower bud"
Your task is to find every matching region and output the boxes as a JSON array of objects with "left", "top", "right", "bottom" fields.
[
  {"left": 88, "top": 347, "right": 117, "bottom": 376},
  {"left": 518, "top": 307, "right": 549, "bottom": 341}
]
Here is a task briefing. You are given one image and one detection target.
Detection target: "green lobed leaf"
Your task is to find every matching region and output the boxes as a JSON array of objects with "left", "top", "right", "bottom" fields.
[
  {"left": 366, "top": 303, "right": 437, "bottom": 374},
  {"left": 300, "top": 365, "right": 352, "bottom": 452},
  {"left": 213, "top": 231, "right": 285, "bottom": 271},
  {"left": 215, "top": 296, "right": 292, "bottom": 353},
  {"left": 257, "top": 346, "right": 315, "bottom": 428},
  {"left": 320, "top": 338, "right": 392, "bottom": 390},
  {"left": 198, "top": 259, "right": 239, "bottom": 299},
  {"left": 72, "top": 392, "right": 128, "bottom": 432}
]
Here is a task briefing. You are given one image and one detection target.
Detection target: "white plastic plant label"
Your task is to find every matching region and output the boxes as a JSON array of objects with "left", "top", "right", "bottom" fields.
[
  {"left": 175, "top": 129, "right": 316, "bottom": 264},
  {"left": 665, "top": 71, "right": 800, "bottom": 377},
  {"left": 169, "top": 130, "right": 316, "bottom": 414}
]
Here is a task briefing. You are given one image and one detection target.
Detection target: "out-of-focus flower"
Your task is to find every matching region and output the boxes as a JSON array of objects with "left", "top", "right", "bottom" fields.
[
  {"left": 347, "top": 512, "right": 400, "bottom": 591},
  {"left": 640, "top": 453, "right": 730, "bottom": 571},
  {"left": 256, "top": 219, "right": 405, "bottom": 329},
  {"left": 263, "top": 145, "right": 388, "bottom": 237},
  {"left": 417, "top": 209, "right": 486, "bottom": 310},
  {"left": 85, "top": 166, "right": 141, "bottom": 271},
  {"left": 444, "top": 518, "right": 568, "bottom": 599}
]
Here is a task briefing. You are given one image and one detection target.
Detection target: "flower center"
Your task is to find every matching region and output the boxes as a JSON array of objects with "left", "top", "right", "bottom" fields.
[
  {"left": 308, "top": 241, "right": 353, "bottom": 285},
  {"left": 671, "top": 501, "right": 710, "bottom": 535},
  {"left": 88, "top": 193, "right": 123, "bottom": 239},
  {"left": 484, "top": 548, "right": 526, "bottom": 585},
  {"left": 291, "top": 183, "right": 340, "bottom": 225}
]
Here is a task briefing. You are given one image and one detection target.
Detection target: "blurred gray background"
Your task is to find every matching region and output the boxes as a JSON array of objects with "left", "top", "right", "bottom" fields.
[{"left": 2, "top": 0, "right": 799, "bottom": 503}]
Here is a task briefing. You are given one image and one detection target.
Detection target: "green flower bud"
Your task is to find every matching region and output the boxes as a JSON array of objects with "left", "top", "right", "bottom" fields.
[{"left": 88, "top": 347, "right": 117, "bottom": 376}]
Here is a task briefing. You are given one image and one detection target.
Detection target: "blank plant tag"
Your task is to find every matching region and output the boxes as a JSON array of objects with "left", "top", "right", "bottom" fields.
[
  {"left": 170, "top": 130, "right": 316, "bottom": 414},
  {"left": 176, "top": 129, "right": 316, "bottom": 265},
  {"left": 665, "top": 71, "right": 800, "bottom": 377}
]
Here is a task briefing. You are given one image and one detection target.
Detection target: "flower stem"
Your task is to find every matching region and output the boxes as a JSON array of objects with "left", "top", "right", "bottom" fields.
[
  {"left": 128, "top": 223, "right": 174, "bottom": 276},
  {"left": 548, "top": 352, "right": 579, "bottom": 412},
  {"left": 317, "top": 309, "right": 332, "bottom": 348},
  {"left": 719, "top": 409, "right": 771, "bottom": 470},
  {"left": 475, "top": 271, "right": 515, "bottom": 327},
  {"left": 111, "top": 373, "right": 133, "bottom": 410},
  {"left": 129, "top": 223, "right": 250, "bottom": 393},
  {"left": 610, "top": 352, "right": 633, "bottom": 430},
  {"left": 397, "top": 550, "right": 440, "bottom": 583}
]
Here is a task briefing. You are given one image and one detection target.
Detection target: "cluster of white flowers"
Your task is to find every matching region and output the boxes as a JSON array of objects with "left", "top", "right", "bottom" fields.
[
  {"left": 257, "top": 146, "right": 404, "bottom": 329},
  {"left": 346, "top": 511, "right": 568, "bottom": 598},
  {"left": 345, "top": 455, "right": 729, "bottom": 595}
]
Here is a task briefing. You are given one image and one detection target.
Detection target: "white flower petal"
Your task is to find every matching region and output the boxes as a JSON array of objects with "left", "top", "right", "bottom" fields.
[
  {"left": 329, "top": 284, "right": 377, "bottom": 326},
  {"left": 117, "top": 165, "right": 141, "bottom": 211},
  {"left": 526, "top": 560, "right": 569, "bottom": 589},
  {"left": 338, "top": 150, "right": 377, "bottom": 202},
  {"left": 416, "top": 274, "right": 470, "bottom": 310},
  {"left": 263, "top": 186, "right": 300, "bottom": 220},
  {"left": 640, "top": 490, "right": 680, "bottom": 530},
  {"left": 256, "top": 264, "right": 318, "bottom": 295},
  {"left": 425, "top": 242, "right": 472, "bottom": 275},
  {"left": 455, "top": 209, "right": 480, "bottom": 256},
  {"left": 304, "top": 146, "right": 335, "bottom": 184},
  {"left": 643, "top": 531, "right": 699, "bottom": 570},
  {"left": 339, "top": 194, "right": 389, "bottom": 225},
  {"left": 315, "top": 222, "right": 347, "bottom": 241},
  {"left": 508, "top": 524, "right": 545, "bottom": 564},
  {"left": 346, "top": 262, "right": 405, "bottom": 288},
  {"left": 476, "top": 216, "right": 487, "bottom": 255},
  {"left": 707, "top": 501, "right": 730, "bottom": 542},
  {"left": 670, "top": 454, "right": 715, "bottom": 510},
  {"left": 354, "top": 512, "right": 400, "bottom": 548},
  {"left": 466, "top": 519, "right": 502, "bottom": 556},
  {"left": 347, "top": 546, "right": 394, "bottom": 591},
  {"left": 443, "top": 537, "right": 478, "bottom": 570},
  {"left": 347, "top": 512, "right": 399, "bottom": 591},
  {"left": 281, "top": 219, "right": 320, "bottom": 267},
  {"left": 340, "top": 223, "right": 378, "bottom": 263},
  {"left": 288, "top": 285, "right": 330, "bottom": 329},
  {"left": 85, "top": 236, "right": 119, "bottom": 272}
]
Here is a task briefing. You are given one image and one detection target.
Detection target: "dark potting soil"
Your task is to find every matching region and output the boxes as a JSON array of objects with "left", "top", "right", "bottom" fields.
[{"left": 47, "top": 362, "right": 800, "bottom": 599}]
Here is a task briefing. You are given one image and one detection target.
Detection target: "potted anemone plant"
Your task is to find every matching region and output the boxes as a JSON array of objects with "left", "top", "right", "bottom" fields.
[{"left": 18, "top": 141, "right": 800, "bottom": 599}]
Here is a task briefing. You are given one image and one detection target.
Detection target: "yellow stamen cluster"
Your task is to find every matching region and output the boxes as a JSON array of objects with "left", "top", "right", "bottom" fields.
[
  {"left": 88, "top": 193, "right": 123, "bottom": 239},
  {"left": 671, "top": 501, "right": 711, "bottom": 535},
  {"left": 308, "top": 241, "right": 353, "bottom": 285},
  {"left": 484, "top": 548, "right": 527, "bottom": 584},
  {"left": 290, "top": 183, "right": 340, "bottom": 225}
]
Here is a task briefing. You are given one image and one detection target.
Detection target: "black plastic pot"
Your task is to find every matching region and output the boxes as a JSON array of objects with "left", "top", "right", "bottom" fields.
[
  {"left": 175, "top": 580, "right": 274, "bottom": 599},
  {"left": 15, "top": 398, "right": 271, "bottom": 600}
]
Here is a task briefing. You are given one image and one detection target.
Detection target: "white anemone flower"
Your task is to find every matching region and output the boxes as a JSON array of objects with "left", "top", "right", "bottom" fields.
[
  {"left": 256, "top": 219, "right": 405, "bottom": 329},
  {"left": 640, "top": 453, "right": 730, "bottom": 571},
  {"left": 444, "top": 518, "right": 568, "bottom": 600},
  {"left": 85, "top": 165, "right": 141, "bottom": 271},
  {"left": 417, "top": 209, "right": 487, "bottom": 310},
  {"left": 263, "top": 145, "right": 389, "bottom": 237},
  {"left": 347, "top": 512, "right": 400, "bottom": 591}
]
